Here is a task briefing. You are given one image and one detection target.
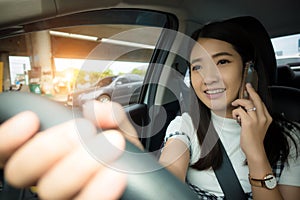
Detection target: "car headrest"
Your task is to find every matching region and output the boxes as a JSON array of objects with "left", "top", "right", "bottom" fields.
[
  {"left": 276, "top": 65, "right": 295, "bottom": 85},
  {"left": 269, "top": 85, "right": 300, "bottom": 122}
]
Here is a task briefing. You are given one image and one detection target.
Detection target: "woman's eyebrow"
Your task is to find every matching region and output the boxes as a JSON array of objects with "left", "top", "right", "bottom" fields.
[
  {"left": 212, "top": 52, "right": 233, "bottom": 58},
  {"left": 191, "top": 52, "right": 233, "bottom": 64},
  {"left": 191, "top": 58, "right": 202, "bottom": 64}
]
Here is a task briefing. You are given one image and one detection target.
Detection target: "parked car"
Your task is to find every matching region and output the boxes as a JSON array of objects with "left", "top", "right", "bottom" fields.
[{"left": 67, "top": 74, "right": 143, "bottom": 106}]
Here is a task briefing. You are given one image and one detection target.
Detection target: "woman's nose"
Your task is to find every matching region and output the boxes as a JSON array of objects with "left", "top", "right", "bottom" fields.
[{"left": 202, "top": 67, "right": 220, "bottom": 85}]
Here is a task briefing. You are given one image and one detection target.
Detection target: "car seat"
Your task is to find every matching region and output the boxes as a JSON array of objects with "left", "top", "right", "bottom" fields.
[
  {"left": 276, "top": 65, "right": 300, "bottom": 89},
  {"left": 269, "top": 85, "right": 300, "bottom": 122},
  {"left": 276, "top": 65, "right": 295, "bottom": 86},
  {"left": 228, "top": 16, "right": 300, "bottom": 122}
]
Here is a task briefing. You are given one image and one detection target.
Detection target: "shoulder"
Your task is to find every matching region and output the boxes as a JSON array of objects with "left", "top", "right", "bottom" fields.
[
  {"left": 279, "top": 122, "right": 300, "bottom": 186},
  {"left": 166, "top": 113, "right": 195, "bottom": 136},
  {"left": 165, "top": 113, "right": 201, "bottom": 164}
]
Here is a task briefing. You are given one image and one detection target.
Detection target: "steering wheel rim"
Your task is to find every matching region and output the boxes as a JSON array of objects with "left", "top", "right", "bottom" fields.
[{"left": 0, "top": 92, "right": 198, "bottom": 200}]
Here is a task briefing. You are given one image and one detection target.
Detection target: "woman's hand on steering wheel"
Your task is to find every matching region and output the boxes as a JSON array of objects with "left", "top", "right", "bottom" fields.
[{"left": 0, "top": 101, "right": 128, "bottom": 200}]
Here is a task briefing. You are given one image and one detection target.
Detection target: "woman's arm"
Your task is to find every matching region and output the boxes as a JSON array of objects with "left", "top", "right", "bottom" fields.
[
  {"left": 232, "top": 83, "right": 295, "bottom": 199},
  {"left": 246, "top": 150, "right": 284, "bottom": 200},
  {"left": 279, "top": 185, "right": 300, "bottom": 200},
  {"left": 159, "top": 138, "right": 190, "bottom": 182}
]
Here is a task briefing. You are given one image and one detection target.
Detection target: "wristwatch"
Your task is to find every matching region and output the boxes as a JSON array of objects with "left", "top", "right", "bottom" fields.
[{"left": 248, "top": 173, "right": 277, "bottom": 190}]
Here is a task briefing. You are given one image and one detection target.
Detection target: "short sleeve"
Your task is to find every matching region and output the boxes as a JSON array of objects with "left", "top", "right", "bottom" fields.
[
  {"left": 164, "top": 113, "right": 201, "bottom": 164},
  {"left": 278, "top": 126, "right": 300, "bottom": 186}
]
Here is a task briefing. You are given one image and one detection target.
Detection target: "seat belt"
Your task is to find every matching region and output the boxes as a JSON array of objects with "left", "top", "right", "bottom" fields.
[{"left": 213, "top": 140, "right": 248, "bottom": 200}]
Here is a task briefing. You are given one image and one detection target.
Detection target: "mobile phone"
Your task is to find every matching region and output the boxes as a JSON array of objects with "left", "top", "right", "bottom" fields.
[{"left": 238, "top": 61, "right": 258, "bottom": 99}]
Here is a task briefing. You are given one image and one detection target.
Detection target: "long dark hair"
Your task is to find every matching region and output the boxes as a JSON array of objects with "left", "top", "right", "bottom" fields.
[{"left": 188, "top": 17, "right": 299, "bottom": 170}]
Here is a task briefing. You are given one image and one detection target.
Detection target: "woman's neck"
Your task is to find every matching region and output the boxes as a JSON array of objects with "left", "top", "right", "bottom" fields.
[{"left": 212, "top": 107, "right": 234, "bottom": 119}]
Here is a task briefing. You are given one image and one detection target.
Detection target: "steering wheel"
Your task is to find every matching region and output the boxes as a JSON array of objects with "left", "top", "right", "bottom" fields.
[{"left": 0, "top": 92, "right": 198, "bottom": 200}]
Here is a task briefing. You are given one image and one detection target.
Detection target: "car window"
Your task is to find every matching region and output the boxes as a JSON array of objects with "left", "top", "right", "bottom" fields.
[
  {"left": 117, "top": 77, "right": 129, "bottom": 84},
  {"left": 95, "top": 76, "right": 116, "bottom": 87},
  {"left": 271, "top": 33, "right": 300, "bottom": 69},
  {"left": 0, "top": 9, "right": 178, "bottom": 107}
]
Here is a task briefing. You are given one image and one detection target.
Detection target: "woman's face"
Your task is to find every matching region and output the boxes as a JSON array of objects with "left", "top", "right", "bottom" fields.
[{"left": 190, "top": 38, "right": 243, "bottom": 118}]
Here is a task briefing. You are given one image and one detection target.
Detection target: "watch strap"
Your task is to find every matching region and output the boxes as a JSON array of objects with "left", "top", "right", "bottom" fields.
[{"left": 248, "top": 173, "right": 275, "bottom": 189}]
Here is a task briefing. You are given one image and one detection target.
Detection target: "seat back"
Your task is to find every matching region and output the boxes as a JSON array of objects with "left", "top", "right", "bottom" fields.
[
  {"left": 269, "top": 85, "right": 300, "bottom": 122},
  {"left": 276, "top": 65, "right": 300, "bottom": 89}
]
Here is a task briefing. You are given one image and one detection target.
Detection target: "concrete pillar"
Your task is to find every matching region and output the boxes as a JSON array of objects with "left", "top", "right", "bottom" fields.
[
  {"left": 0, "top": 52, "right": 11, "bottom": 91},
  {"left": 30, "top": 31, "right": 53, "bottom": 94}
]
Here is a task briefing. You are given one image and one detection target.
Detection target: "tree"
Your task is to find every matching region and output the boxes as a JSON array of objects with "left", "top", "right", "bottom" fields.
[{"left": 131, "top": 68, "right": 146, "bottom": 76}]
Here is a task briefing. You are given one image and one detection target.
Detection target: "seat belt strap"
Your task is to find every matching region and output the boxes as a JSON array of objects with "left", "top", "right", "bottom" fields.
[{"left": 213, "top": 140, "right": 248, "bottom": 200}]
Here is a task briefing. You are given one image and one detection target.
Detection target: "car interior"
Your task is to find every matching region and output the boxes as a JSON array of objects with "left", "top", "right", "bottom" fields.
[{"left": 0, "top": 0, "right": 299, "bottom": 199}]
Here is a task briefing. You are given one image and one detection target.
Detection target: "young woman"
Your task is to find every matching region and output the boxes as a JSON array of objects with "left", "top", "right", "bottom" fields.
[
  {"left": 0, "top": 17, "right": 299, "bottom": 200},
  {"left": 159, "top": 18, "right": 300, "bottom": 199}
]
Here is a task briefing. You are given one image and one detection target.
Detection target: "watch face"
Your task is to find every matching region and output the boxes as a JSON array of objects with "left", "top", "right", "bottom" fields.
[{"left": 265, "top": 174, "right": 277, "bottom": 189}]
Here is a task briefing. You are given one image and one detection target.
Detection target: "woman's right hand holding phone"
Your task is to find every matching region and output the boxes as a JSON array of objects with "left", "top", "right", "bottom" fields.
[{"left": 231, "top": 83, "right": 272, "bottom": 160}]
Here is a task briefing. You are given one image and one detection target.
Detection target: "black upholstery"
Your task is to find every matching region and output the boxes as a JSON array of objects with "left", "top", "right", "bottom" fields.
[
  {"left": 276, "top": 65, "right": 300, "bottom": 89},
  {"left": 269, "top": 85, "right": 300, "bottom": 122},
  {"left": 277, "top": 65, "right": 295, "bottom": 85}
]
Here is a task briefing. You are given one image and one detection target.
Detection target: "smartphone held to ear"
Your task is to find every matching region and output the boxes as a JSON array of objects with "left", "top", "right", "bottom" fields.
[{"left": 238, "top": 61, "right": 258, "bottom": 99}]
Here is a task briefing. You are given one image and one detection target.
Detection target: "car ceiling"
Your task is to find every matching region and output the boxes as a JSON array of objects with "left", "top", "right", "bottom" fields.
[{"left": 0, "top": 0, "right": 299, "bottom": 38}]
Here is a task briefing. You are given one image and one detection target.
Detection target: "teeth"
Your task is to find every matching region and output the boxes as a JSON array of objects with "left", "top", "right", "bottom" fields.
[{"left": 205, "top": 89, "right": 225, "bottom": 94}]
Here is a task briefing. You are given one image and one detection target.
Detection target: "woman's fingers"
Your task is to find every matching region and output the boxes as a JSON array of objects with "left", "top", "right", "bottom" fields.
[
  {"left": 5, "top": 116, "right": 127, "bottom": 200},
  {"left": 232, "top": 83, "right": 272, "bottom": 156},
  {"left": 75, "top": 157, "right": 127, "bottom": 200},
  {"left": 2, "top": 102, "right": 129, "bottom": 199},
  {"left": 0, "top": 111, "right": 40, "bottom": 168},
  {"left": 83, "top": 101, "right": 123, "bottom": 129},
  {"left": 4, "top": 118, "right": 96, "bottom": 187},
  {"left": 245, "top": 83, "right": 265, "bottom": 116},
  {"left": 261, "top": 101, "right": 273, "bottom": 126},
  {"left": 83, "top": 101, "right": 143, "bottom": 150},
  {"left": 231, "top": 97, "right": 257, "bottom": 124},
  {"left": 37, "top": 130, "right": 126, "bottom": 200},
  {"left": 83, "top": 101, "right": 136, "bottom": 136},
  {"left": 232, "top": 106, "right": 252, "bottom": 125},
  {"left": 232, "top": 83, "right": 266, "bottom": 121},
  {"left": 246, "top": 83, "right": 272, "bottom": 125}
]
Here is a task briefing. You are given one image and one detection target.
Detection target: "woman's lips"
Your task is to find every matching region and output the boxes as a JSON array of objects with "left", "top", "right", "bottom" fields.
[{"left": 204, "top": 88, "right": 226, "bottom": 99}]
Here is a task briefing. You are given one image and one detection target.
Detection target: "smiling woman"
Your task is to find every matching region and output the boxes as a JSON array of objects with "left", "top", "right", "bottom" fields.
[
  {"left": 159, "top": 18, "right": 300, "bottom": 200},
  {"left": 190, "top": 38, "right": 244, "bottom": 117}
]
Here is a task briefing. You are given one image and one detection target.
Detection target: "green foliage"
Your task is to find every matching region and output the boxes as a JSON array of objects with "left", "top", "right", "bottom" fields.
[
  {"left": 73, "top": 69, "right": 114, "bottom": 87},
  {"left": 131, "top": 68, "right": 146, "bottom": 76},
  {"left": 72, "top": 66, "right": 145, "bottom": 88},
  {"left": 100, "top": 69, "right": 114, "bottom": 78}
]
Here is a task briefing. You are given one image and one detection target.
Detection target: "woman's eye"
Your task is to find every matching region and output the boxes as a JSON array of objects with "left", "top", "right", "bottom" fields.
[
  {"left": 217, "top": 59, "right": 230, "bottom": 65},
  {"left": 192, "top": 65, "right": 202, "bottom": 71}
]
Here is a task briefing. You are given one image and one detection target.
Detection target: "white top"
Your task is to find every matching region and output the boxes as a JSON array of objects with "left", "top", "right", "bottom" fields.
[{"left": 164, "top": 112, "right": 300, "bottom": 197}]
